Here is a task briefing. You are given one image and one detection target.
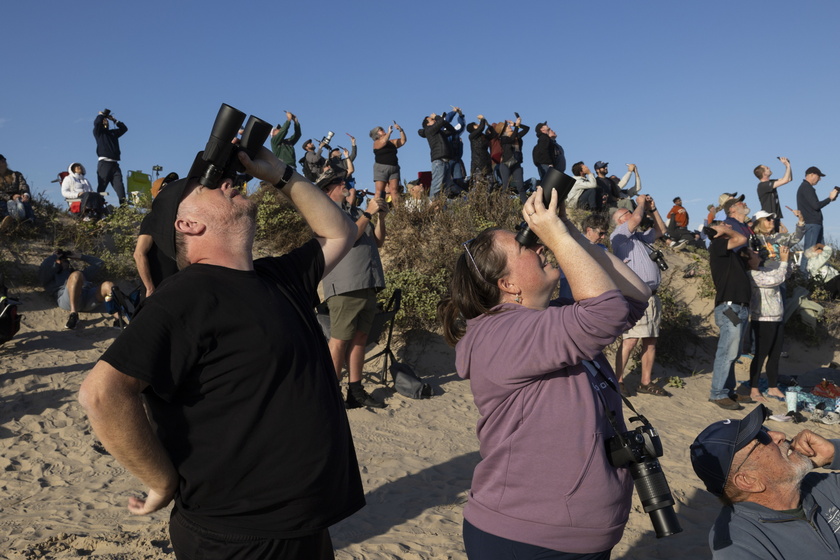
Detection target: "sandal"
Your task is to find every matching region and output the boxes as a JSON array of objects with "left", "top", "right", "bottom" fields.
[{"left": 637, "top": 383, "right": 671, "bottom": 397}]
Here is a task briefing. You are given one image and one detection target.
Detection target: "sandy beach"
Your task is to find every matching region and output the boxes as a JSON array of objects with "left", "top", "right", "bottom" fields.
[{"left": 2, "top": 247, "right": 839, "bottom": 559}]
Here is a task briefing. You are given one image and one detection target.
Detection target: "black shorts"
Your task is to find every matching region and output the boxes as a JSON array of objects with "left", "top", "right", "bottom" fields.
[{"left": 169, "top": 508, "right": 334, "bottom": 560}]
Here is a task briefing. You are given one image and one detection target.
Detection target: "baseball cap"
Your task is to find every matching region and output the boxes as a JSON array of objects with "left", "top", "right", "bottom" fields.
[
  {"left": 594, "top": 161, "right": 609, "bottom": 170},
  {"left": 717, "top": 192, "right": 738, "bottom": 207},
  {"left": 753, "top": 210, "right": 776, "bottom": 221},
  {"left": 805, "top": 166, "right": 825, "bottom": 177},
  {"left": 690, "top": 404, "right": 769, "bottom": 496},
  {"left": 536, "top": 121, "right": 548, "bottom": 133},
  {"left": 151, "top": 172, "right": 180, "bottom": 200},
  {"left": 722, "top": 194, "right": 746, "bottom": 213}
]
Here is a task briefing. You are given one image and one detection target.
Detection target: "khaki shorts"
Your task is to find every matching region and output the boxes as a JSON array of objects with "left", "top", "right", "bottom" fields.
[
  {"left": 624, "top": 293, "right": 661, "bottom": 339},
  {"left": 327, "top": 288, "right": 378, "bottom": 341}
]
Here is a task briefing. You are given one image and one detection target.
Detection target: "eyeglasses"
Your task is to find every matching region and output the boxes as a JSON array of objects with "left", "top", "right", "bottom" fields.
[
  {"left": 731, "top": 427, "right": 772, "bottom": 475},
  {"left": 462, "top": 239, "right": 491, "bottom": 285},
  {"left": 597, "top": 230, "right": 607, "bottom": 237}
]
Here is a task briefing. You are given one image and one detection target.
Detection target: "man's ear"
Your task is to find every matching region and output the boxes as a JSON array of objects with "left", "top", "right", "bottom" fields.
[
  {"left": 731, "top": 470, "right": 766, "bottom": 494},
  {"left": 174, "top": 217, "right": 205, "bottom": 236}
]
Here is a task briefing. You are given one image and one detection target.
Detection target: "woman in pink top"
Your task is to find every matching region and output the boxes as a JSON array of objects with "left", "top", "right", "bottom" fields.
[{"left": 439, "top": 187, "right": 650, "bottom": 559}]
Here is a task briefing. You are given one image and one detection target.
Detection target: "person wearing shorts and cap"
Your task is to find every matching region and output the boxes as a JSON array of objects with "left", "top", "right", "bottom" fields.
[
  {"left": 691, "top": 404, "right": 840, "bottom": 559},
  {"left": 38, "top": 250, "right": 118, "bottom": 330}
]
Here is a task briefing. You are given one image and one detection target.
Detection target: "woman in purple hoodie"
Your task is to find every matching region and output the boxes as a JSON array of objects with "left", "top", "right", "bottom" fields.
[{"left": 439, "top": 187, "right": 650, "bottom": 559}]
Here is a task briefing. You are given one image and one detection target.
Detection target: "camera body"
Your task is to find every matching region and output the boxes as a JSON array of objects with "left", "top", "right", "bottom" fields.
[
  {"left": 649, "top": 248, "right": 668, "bottom": 271},
  {"left": 607, "top": 423, "right": 682, "bottom": 538},
  {"left": 515, "top": 168, "right": 576, "bottom": 247},
  {"left": 101, "top": 108, "right": 111, "bottom": 117},
  {"left": 190, "top": 104, "right": 272, "bottom": 189}
]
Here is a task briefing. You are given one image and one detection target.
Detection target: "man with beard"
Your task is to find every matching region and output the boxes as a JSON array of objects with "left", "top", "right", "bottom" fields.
[
  {"left": 79, "top": 146, "right": 363, "bottom": 559},
  {"left": 691, "top": 404, "right": 840, "bottom": 559}
]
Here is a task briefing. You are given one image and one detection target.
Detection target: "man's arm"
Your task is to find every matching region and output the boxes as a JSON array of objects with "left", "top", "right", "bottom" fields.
[
  {"left": 646, "top": 196, "right": 667, "bottom": 239},
  {"left": 133, "top": 234, "right": 156, "bottom": 296},
  {"left": 114, "top": 119, "right": 128, "bottom": 137},
  {"left": 79, "top": 362, "right": 179, "bottom": 515},
  {"left": 238, "top": 148, "right": 354, "bottom": 276},
  {"left": 624, "top": 194, "right": 649, "bottom": 232},
  {"left": 710, "top": 223, "right": 748, "bottom": 250},
  {"left": 773, "top": 157, "right": 792, "bottom": 189}
]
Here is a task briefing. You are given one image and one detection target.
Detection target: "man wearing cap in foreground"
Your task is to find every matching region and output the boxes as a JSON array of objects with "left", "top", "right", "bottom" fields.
[
  {"left": 796, "top": 166, "right": 838, "bottom": 272},
  {"left": 79, "top": 146, "right": 363, "bottom": 559},
  {"left": 691, "top": 404, "right": 840, "bottom": 559}
]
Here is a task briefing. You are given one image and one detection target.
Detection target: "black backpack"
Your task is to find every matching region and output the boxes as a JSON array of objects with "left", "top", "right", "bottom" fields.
[
  {"left": 391, "top": 363, "right": 433, "bottom": 399},
  {"left": 0, "top": 274, "right": 22, "bottom": 346}
]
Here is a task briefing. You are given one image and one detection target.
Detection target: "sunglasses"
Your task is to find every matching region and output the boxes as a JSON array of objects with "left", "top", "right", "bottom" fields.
[{"left": 731, "top": 427, "right": 772, "bottom": 475}]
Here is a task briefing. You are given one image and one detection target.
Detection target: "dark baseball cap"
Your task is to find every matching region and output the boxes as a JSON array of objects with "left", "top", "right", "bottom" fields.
[
  {"left": 722, "top": 194, "right": 746, "bottom": 213},
  {"left": 690, "top": 404, "right": 769, "bottom": 496},
  {"left": 594, "top": 161, "right": 609, "bottom": 170},
  {"left": 805, "top": 166, "right": 825, "bottom": 177}
]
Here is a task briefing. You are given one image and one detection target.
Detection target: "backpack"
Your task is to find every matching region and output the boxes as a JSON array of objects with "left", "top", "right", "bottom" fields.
[
  {"left": 0, "top": 274, "right": 22, "bottom": 346},
  {"left": 391, "top": 363, "right": 433, "bottom": 399},
  {"left": 489, "top": 136, "right": 503, "bottom": 164}
]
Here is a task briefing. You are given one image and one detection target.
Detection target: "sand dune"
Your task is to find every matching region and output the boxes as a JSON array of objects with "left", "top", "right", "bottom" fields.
[{"left": 2, "top": 248, "right": 838, "bottom": 559}]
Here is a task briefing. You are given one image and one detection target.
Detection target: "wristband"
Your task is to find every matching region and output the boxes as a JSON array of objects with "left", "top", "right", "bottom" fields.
[
  {"left": 362, "top": 211, "right": 373, "bottom": 220},
  {"left": 274, "top": 166, "right": 294, "bottom": 189}
]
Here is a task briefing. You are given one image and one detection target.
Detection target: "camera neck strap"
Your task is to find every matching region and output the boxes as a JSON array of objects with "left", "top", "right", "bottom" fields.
[{"left": 582, "top": 359, "right": 649, "bottom": 446}]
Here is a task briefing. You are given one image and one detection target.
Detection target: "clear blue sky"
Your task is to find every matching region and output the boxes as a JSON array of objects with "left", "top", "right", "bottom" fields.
[{"left": 3, "top": 0, "right": 839, "bottom": 240}]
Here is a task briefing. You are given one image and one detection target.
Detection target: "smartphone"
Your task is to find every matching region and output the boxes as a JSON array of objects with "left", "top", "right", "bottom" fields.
[{"left": 723, "top": 307, "right": 741, "bottom": 326}]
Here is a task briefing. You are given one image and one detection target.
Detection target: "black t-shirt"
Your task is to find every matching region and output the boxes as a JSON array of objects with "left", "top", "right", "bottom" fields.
[
  {"left": 138, "top": 214, "right": 179, "bottom": 287},
  {"left": 757, "top": 179, "right": 783, "bottom": 218},
  {"left": 709, "top": 236, "right": 751, "bottom": 306},
  {"left": 100, "top": 239, "right": 364, "bottom": 537}
]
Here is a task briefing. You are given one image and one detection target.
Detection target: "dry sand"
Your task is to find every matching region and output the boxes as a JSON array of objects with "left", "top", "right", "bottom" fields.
[{"left": 2, "top": 248, "right": 839, "bottom": 559}]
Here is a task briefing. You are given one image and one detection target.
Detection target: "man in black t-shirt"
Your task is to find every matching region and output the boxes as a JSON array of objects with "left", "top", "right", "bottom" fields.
[
  {"left": 707, "top": 223, "right": 753, "bottom": 411},
  {"left": 79, "top": 146, "right": 361, "bottom": 559},
  {"left": 754, "top": 157, "right": 791, "bottom": 232}
]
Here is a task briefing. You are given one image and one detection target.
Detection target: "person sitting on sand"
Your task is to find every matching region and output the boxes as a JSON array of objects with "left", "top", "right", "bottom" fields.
[
  {"left": 691, "top": 404, "right": 840, "bottom": 559},
  {"left": 439, "top": 185, "right": 650, "bottom": 559},
  {"left": 38, "top": 249, "right": 118, "bottom": 330}
]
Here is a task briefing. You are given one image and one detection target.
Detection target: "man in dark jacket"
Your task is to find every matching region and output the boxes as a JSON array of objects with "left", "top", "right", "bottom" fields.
[
  {"left": 466, "top": 115, "right": 497, "bottom": 188},
  {"left": 796, "top": 166, "right": 838, "bottom": 272},
  {"left": 93, "top": 110, "right": 128, "bottom": 205},
  {"left": 532, "top": 122, "right": 566, "bottom": 182},
  {"left": 418, "top": 113, "right": 456, "bottom": 199},
  {"left": 691, "top": 403, "right": 840, "bottom": 559}
]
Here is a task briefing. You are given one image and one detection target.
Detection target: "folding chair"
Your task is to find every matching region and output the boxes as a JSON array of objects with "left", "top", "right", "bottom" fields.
[
  {"left": 127, "top": 170, "right": 152, "bottom": 206},
  {"left": 316, "top": 288, "right": 402, "bottom": 386}
]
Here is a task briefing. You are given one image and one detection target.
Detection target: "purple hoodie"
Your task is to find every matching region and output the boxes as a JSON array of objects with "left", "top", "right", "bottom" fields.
[{"left": 456, "top": 290, "right": 647, "bottom": 553}]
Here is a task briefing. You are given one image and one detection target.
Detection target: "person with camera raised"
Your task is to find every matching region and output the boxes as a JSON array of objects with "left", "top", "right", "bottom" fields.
[
  {"left": 610, "top": 194, "right": 670, "bottom": 398},
  {"left": 93, "top": 109, "right": 128, "bottom": 206},
  {"left": 439, "top": 186, "right": 650, "bottom": 559},
  {"left": 270, "top": 111, "right": 301, "bottom": 169},
  {"left": 796, "top": 166, "right": 838, "bottom": 272},
  {"left": 79, "top": 133, "right": 363, "bottom": 558},
  {"left": 691, "top": 403, "right": 840, "bottom": 559}
]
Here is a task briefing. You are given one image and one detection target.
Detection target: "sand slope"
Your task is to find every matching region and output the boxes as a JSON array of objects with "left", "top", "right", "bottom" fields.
[{"left": 2, "top": 248, "right": 838, "bottom": 559}]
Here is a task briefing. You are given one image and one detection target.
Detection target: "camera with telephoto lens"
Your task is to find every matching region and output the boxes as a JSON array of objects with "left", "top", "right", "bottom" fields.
[
  {"left": 515, "top": 168, "right": 576, "bottom": 247},
  {"left": 649, "top": 248, "right": 668, "bottom": 271},
  {"left": 607, "top": 418, "right": 682, "bottom": 538},
  {"left": 191, "top": 103, "right": 272, "bottom": 189}
]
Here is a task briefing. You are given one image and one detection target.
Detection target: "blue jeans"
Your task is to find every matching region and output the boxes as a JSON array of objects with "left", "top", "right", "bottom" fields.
[
  {"left": 800, "top": 223, "right": 824, "bottom": 272},
  {"left": 711, "top": 303, "right": 749, "bottom": 400},
  {"left": 5, "top": 199, "right": 35, "bottom": 222},
  {"left": 429, "top": 159, "right": 450, "bottom": 199}
]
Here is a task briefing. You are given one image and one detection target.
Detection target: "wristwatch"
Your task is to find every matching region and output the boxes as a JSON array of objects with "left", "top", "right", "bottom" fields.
[
  {"left": 362, "top": 211, "right": 373, "bottom": 220},
  {"left": 274, "top": 166, "right": 294, "bottom": 189}
]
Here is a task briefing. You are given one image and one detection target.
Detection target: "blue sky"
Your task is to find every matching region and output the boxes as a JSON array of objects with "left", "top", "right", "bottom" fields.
[{"left": 3, "top": 0, "right": 839, "bottom": 240}]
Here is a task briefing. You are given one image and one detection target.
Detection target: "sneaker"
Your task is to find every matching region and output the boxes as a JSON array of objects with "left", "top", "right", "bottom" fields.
[
  {"left": 710, "top": 397, "right": 742, "bottom": 410},
  {"left": 65, "top": 312, "right": 79, "bottom": 330},
  {"left": 733, "top": 393, "right": 755, "bottom": 404},
  {"left": 671, "top": 240, "right": 687, "bottom": 250},
  {"left": 346, "top": 388, "right": 386, "bottom": 409}
]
